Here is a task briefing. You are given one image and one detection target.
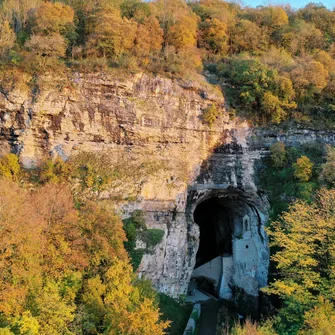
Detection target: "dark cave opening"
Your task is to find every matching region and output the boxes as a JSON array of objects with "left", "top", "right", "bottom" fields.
[{"left": 194, "top": 197, "right": 234, "bottom": 268}]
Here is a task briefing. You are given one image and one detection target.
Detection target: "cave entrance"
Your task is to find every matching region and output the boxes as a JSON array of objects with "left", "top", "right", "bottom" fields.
[
  {"left": 194, "top": 197, "right": 233, "bottom": 268},
  {"left": 187, "top": 195, "right": 236, "bottom": 300}
]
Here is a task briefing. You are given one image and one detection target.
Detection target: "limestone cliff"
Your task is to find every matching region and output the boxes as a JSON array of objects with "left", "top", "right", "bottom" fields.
[{"left": 1, "top": 72, "right": 334, "bottom": 301}]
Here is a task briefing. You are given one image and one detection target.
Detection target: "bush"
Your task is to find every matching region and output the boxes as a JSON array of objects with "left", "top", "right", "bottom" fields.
[
  {"left": 0, "top": 154, "right": 20, "bottom": 180},
  {"left": 203, "top": 104, "right": 220, "bottom": 127},
  {"left": 142, "top": 229, "right": 164, "bottom": 248}
]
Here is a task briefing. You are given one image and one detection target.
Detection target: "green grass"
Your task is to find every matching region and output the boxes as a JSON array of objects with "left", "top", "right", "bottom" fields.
[{"left": 158, "top": 293, "right": 193, "bottom": 335}]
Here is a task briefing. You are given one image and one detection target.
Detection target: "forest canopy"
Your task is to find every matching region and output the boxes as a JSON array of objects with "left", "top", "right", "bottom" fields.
[{"left": 0, "top": 0, "right": 334, "bottom": 126}]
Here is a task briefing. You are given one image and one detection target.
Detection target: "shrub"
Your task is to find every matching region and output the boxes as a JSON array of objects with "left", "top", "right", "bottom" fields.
[
  {"left": 0, "top": 154, "right": 20, "bottom": 180},
  {"left": 203, "top": 104, "right": 220, "bottom": 127},
  {"left": 142, "top": 229, "right": 164, "bottom": 248}
]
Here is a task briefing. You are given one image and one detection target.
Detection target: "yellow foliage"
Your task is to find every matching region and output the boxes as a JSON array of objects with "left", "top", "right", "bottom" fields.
[
  {"left": 293, "top": 156, "right": 314, "bottom": 182},
  {"left": 30, "top": 2, "right": 74, "bottom": 35},
  {"left": 0, "top": 19, "right": 15, "bottom": 56},
  {"left": 134, "top": 16, "right": 163, "bottom": 56},
  {"left": 299, "top": 297, "right": 335, "bottom": 335},
  {"left": 0, "top": 153, "right": 20, "bottom": 180},
  {"left": 104, "top": 258, "right": 170, "bottom": 335},
  {"left": 199, "top": 18, "right": 228, "bottom": 54},
  {"left": 166, "top": 14, "right": 198, "bottom": 51},
  {"left": 265, "top": 189, "right": 335, "bottom": 305},
  {"left": 87, "top": 6, "right": 136, "bottom": 58}
]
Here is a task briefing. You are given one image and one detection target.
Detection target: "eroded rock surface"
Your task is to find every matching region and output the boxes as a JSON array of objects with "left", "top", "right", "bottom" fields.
[{"left": 2, "top": 72, "right": 335, "bottom": 300}]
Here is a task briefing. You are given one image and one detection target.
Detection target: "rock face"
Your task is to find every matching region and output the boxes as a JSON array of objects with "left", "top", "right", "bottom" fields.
[{"left": 1, "top": 72, "right": 335, "bottom": 303}]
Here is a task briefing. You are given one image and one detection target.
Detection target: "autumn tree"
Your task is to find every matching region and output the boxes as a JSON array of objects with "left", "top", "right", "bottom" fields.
[
  {"left": 0, "top": 179, "right": 43, "bottom": 317},
  {"left": 265, "top": 189, "right": 335, "bottom": 332},
  {"left": 121, "top": 0, "right": 151, "bottom": 22},
  {"left": 0, "top": 154, "right": 20, "bottom": 180},
  {"left": 0, "top": 18, "right": 15, "bottom": 58},
  {"left": 261, "top": 6, "right": 289, "bottom": 29},
  {"left": 290, "top": 60, "right": 329, "bottom": 102},
  {"left": 229, "top": 19, "right": 268, "bottom": 54},
  {"left": 198, "top": 18, "right": 228, "bottom": 55},
  {"left": 24, "top": 2, "right": 75, "bottom": 70},
  {"left": 83, "top": 258, "right": 170, "bottom": 335},
  {"left": 320, "top": 145, "right": 335, "bottom": 187},
  {"left": 293, "top": 156, "right": 314, "bottom": 182},
  {"left": 297, "top": 3, "right": 335, "bottom": 44},
  {"left": 25, "top": 34, "right": 67, "bottom": 70},
  {"left": 299, "top": 297, "right": 335, "bottom": 335},
  {"left": 165, "top": 14, "right": 198, "bottom": 51},
  {"left": 289, "top": 20, "right": 326, "bottom": 55},
  {"left": 1, "top": 0, "right": 42, "bottom": 33},
  {"left": 134, "top": 16, "right": 163, "bottom": 58},
  {"left": 86, "top": 6, "right": 136, "bottom": 58},
  {"left": 28, "top": 2, "right": 75, "bottom": 35},
  {"left": 220, "top": 57, "right": 295, "bottom": 123}
]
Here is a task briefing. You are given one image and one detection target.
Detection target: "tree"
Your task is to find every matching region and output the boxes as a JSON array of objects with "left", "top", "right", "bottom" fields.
[
  {"left": 289, "top": 20, "right": 326, "bottom": 55},
  {"left": 25, "top": 34, "right": 67, "bottom": 70},
  {"left": 103, "top": 258, "right": 170, "bottom": 335},
  {"left": 220, "top": 57, "right": 295, "bottom": 123},
  {"left": 261, "top": 91, "right": 287, "bottom": 124},
  {"left": 0, "top": 154, "right": 20, "bottom": 180},
  {"left": 0, "top": 179, "right": 44, "bottom": 317},
  {"left": 297, "top": 3, "right": 335, "bottom": 44},
  {"left": 261, "top": 6, "right": 289, "bottom": 29},
  {"left": 165, "top": 14, "right": 198, "bottom": 51},
  {"left": 203, "top": 104, "right": 220, "bottom": 127},
  {"left": 35, "top": 281, "right": 76, "bottom": 335},
  {"left": 1, "top": 0, "right": 42, "bottom": 33},
  {"left": 293, "top": 156, "right": 314, "bottom": 182},
  {"left": 121, "top": 0, "right": 151, "bottom": 22},
  {"left": 320, "top": 145, "right": 335, "bottom": 187},
  {"left": 270, "top": 142, "right": 287, "bottom": 168},
  {"left": 0, "top": 19, "right": 15, "bottom": 57},
  {"left": 134, "top": 16, "right": 163, "bottom": 57},
  {"left": 229, "top": 19, "right": 268, "bottom": 54},
  {"left": 28, "top": 2, "right": 74, "bottom": 35},
  {"left": 300, "top": 297, "right": 335, "bottom": 335},
  {"left": 198, "top": 18, "right": 228, "bottom": 54},
  {"left": 265, "top": 189, "right": 335, "bottom": 331},
  {"left": 86, "top": 6, "right": 136, "bottom": 58},
  {"left": 290, "top": 61, "right": 329, "bottom": 101}
]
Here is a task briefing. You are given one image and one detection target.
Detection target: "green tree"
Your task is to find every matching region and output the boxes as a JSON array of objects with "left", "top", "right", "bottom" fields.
[
  {"left": 220, "top": 57, "right": 295, "bottom": 123},
  {"left": 270, "top": 142, "right": 287, "bottom": 168}
]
